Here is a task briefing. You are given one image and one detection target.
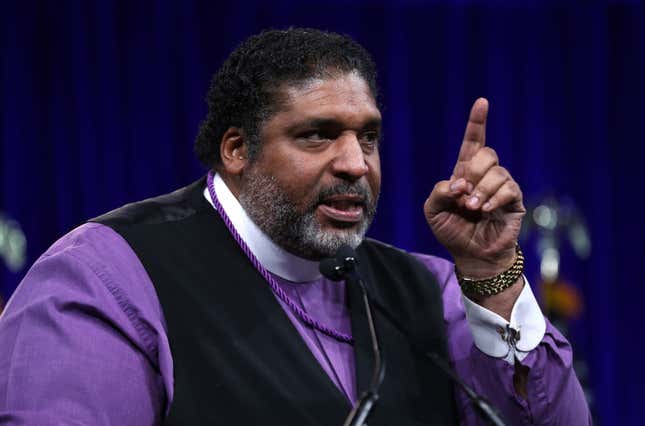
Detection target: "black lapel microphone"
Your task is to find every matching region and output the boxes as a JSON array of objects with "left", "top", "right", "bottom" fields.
[
  {"left": 320, "top": 245, "right": 507, "bottom": 426},
  {"left": 320, "top": 245, "right": 385, "bottom": 426}
]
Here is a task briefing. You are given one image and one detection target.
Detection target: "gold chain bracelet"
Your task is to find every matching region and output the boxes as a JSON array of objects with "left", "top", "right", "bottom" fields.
[{"left": 455, "top": 246, "right": 524, "bottom": 299}]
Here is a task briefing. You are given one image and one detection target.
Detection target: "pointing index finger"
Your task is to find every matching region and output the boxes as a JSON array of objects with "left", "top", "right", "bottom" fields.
[{"left": 457, "top": 98, "right": 489, "bottom": 163}]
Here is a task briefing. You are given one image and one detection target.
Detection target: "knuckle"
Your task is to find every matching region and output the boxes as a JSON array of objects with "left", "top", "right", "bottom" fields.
[
  {"left": 503, "top": 180, "right": 523, "bottom": 198},
  {"left": 493, "top": 165, "right": 509, "bottom": 179},
  {"left": 506, "top": 179, "right": 520, "bottom": 191},
  {"left": 482, "top": 147, "right": 499, "bottom": 163},
  {"left": 515, "top": 186, "right": 524, "bottom": 201}
]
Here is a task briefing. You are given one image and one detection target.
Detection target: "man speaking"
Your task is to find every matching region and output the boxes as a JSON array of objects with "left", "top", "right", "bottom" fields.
[{"left": 0, "top": 29, "right": 590, "bottom": 425}]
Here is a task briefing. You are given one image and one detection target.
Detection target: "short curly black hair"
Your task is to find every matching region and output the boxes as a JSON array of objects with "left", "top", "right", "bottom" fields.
[{"left": 194, "top": 28, "right": 379, "bottom": 168}]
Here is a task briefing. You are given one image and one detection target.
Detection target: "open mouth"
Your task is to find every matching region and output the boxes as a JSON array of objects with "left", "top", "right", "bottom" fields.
[{"left": 317, "top": 195, "right": 366, "bottom": 223}]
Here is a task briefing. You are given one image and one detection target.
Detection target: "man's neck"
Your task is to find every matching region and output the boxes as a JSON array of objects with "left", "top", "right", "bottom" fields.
[{"left": 204, "top": 173, "right": 322, "bottom": 282}]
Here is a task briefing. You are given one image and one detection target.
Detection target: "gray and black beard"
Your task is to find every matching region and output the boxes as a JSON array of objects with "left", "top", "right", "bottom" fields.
[{"left": 238, "top": 170, "right": 378, "bottom": 260}]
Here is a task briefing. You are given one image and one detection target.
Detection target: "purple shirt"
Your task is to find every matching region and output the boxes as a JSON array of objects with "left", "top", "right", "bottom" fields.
[{"left": 0, "top": 223, "right": 590, "bottom": 425}]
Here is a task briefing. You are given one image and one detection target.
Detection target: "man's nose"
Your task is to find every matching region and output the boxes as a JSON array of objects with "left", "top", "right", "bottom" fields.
[{"left": 330, "top": 134, "right": 369, "bottom": 180}]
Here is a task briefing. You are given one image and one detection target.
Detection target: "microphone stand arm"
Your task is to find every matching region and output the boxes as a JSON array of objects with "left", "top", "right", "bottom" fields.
[{"left": 343, "top": 271, "right": 386, "bottom": 426}]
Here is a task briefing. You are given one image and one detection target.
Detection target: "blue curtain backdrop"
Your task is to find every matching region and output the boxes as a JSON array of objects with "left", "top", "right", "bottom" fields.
[{"left": 0, "top": 0, "right": 642, "bottom": 424}]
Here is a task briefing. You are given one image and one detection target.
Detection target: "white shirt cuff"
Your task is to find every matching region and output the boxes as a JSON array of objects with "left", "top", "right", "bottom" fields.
[{"left": 461, "top": 276, "right": 546, "bottom": 364}]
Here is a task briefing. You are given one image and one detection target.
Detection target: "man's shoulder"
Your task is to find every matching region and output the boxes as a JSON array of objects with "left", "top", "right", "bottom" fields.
[
  {"left": 44, "top": 222, "right": 133, "bottom": 262},
  {"left": 3, "top": 221, "right": 168, "bottom": 388},
  {"left": 91, "top": 177, "right": 207, "bottom": 227},
  {"left": 36, "top": 223, "right": 155, "bottom": 301}
]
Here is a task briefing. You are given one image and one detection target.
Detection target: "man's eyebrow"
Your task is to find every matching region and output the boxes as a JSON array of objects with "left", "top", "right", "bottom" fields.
[{"left": 362, "top": 118, "right": 382, "bottom": 130}]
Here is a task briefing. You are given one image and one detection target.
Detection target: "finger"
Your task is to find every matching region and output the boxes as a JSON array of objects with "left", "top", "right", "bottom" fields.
[
  {"left": 460, "top": 146, "right": 499, "bottom": 186},
  {"left": 457, "top": 98, "right": 489, "bottom": 163},
  {"left": 481, "top": 180, "right": 523, "bottom": 212},
  {"left": 465, "top": 165, "right": 510, "bottom": 210},
  {"left": 424, "top": 180, "right": 464, "bottom": 216}
]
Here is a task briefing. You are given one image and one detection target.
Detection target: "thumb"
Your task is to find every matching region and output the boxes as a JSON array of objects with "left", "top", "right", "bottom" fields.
[{"left": 424, "top": 179, "right": 466, "bottom": 217}]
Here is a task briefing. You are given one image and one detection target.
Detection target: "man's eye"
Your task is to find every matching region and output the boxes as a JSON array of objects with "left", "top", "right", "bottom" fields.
[
  {"left": 360, "top": 132, "right": 381, "bottom": 148},
  {"left": 299, "top": 132, "right": 329, "bottom": 142}
]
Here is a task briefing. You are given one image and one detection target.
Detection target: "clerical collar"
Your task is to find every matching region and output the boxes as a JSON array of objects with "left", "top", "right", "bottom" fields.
[{"left": 203, "top": 173, "right": 322, "bottom": 282}]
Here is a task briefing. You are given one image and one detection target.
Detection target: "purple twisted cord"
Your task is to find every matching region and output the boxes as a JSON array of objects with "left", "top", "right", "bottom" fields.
[{"left": 207, "top": 171, "right": 354, "bottom": 345}]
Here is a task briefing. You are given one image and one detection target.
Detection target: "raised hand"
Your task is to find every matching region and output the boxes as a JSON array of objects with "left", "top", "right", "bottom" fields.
[{"left": 424, "top": 98, "right": 526, "bottom": 280}]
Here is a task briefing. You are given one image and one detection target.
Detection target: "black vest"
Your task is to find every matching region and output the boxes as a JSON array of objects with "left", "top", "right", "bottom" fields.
[{"left": 92, "top": 177, "right": 457, "bottom": 425}]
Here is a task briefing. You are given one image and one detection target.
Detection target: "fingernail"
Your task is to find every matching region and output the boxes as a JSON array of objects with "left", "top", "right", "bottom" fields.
[
  {"left": 468, "top": 195, "right": 480, "bottom": 208},
  {"left": 466, "top": 182, "right": 474, "bottom": 193},
  {"left": 449, "top": 178, "right": 463, "bottom": 192},
  {"left": 482, "top": 201, "right": 492, "bottom": 211}
]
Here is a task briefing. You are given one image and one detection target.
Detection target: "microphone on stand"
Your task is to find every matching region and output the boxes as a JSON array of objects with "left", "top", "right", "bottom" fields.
[
  {"left": 321, "top": 245, "right": 507, "bottom": 426},
  {"left": 320, "top": 245, "right": 385, "bottom": 426}
]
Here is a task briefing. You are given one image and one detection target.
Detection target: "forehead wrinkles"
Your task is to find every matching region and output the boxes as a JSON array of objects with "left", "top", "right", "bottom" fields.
[
  {"left": 256, "top": 72, "right": 381, "bottom": 143},
  {"left": 279, "top": 72, "right": 377, "bottom": 114}
]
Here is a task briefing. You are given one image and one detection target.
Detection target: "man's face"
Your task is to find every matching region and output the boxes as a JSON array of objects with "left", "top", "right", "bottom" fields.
[{"left": 238, "top": 72, "right": 382, "bottom": 260}]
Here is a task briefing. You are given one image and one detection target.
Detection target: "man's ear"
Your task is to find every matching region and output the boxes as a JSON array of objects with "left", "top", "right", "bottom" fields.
[{"left": 219, "top": 127, "right": 249, "bottom": 176}]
